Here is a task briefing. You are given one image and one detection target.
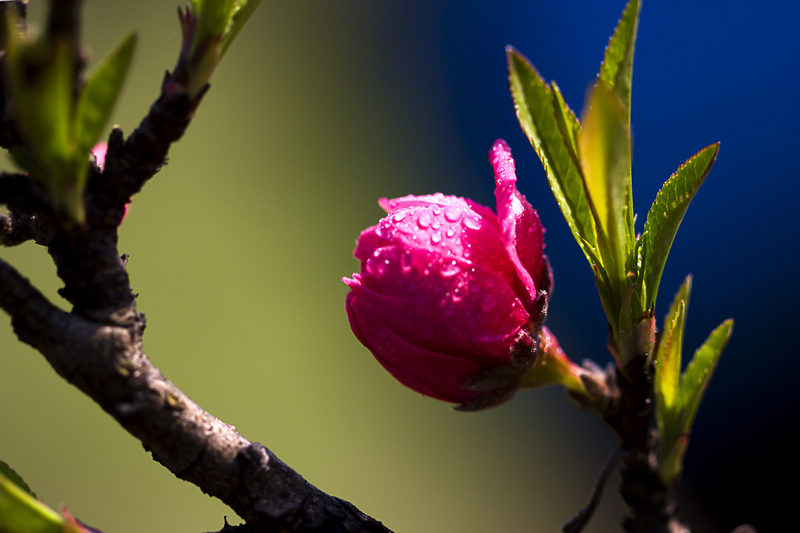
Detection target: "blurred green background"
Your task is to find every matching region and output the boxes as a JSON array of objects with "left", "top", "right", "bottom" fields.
[
  {"left": 3, "top": 1, "right": 796, "bottom": 532},
  {"left": 0, "top": 2, "right": 623, "bottom": 531}
]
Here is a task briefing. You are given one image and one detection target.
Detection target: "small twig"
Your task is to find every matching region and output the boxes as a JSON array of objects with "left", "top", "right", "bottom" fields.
[{"left": 562, "top": 448, "right": 623, "bottom": 533}]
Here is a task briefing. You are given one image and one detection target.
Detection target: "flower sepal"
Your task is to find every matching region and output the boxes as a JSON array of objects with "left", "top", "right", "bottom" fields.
[
  {"left": 518, "top": 326, "right": 586, "bottom": 396},
  {"left": 456, "top": 329, "right": 537, "bottom": 412}
]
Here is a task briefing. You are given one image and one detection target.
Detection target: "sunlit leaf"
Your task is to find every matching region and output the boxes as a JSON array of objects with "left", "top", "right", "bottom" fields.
[
  {"left": 507, "top": 48, "right": 598, "bottom": 267},
  {"left": 221, "top": 0, "right": 264, "bottom": 56},
  {"left": 551, "top": 81, "right": 581, "bottom": 171},
  {"left": 194, "top": 0, "right": 236, "bottom": 42},
  {"left": 640, "top": 144, "right": 719, "bottom": 308},
  {"left": 74, "top": 31, "right": 137, "bottom": 155},
  {"left": 578, "top": 82, "right": 632, "bottom": 281},
  {"left": 0, "top": 461, "right": 35, "bottom": 498},
  {"left": 655, "top": 276, "right": 692, "bottom": 430},
  {"left": 599, "top": 0, "right": 640, "bottom": 123},
  {"left": 0, "top": 471, "right": 64, "bottom": 533}
]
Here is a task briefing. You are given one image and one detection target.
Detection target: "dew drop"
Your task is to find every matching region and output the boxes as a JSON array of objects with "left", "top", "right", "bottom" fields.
[
  {"left": 431, "top": 231, "right": 443, "bottom": 244},
  {"left": 444, "top": 206, "right": 461, "bottom": 222},
  {"left": 418, "top": 211, "right": 432, "bottom": 228},
  {"left": 393, "top": 211, "right": 407, "bottom": 222},
  {"left": 431, "top": 219, "right": 441, "bottom": 230},
  {"left": 432, "top": 205, "right": 443, "bottom": 215},
  {"left": 446, "top": 227, "right": 455, "bottom": 238},
  {"left": 440, "top": 260, "right": 460, "bottom": 277},
  {"left": 464, "top": 216, "right": 481, "bottom": 230}
]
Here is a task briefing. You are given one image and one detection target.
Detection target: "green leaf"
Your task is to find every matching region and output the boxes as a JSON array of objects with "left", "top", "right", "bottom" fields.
[
  {"left": 655, "top": 276, "right": 692, "bottom": 426},
  {"left": 74, "top": 31, "right": 137, "bottom": 156},
  {"left": 4, "top": 13, "right": 74, "bottom": 187},
  {"left": 679, "top": 319, "right": 733, "bottom": 432},
  {"left": 551, "top": 82, "right": 581, "bottom": 171},
  {"left": 195, "top": 0, "right": 237, "bottom": 40},
  {"left": 0, "top": 470, "right": 64, "bottom": 533},
  {"left": 578, "top": 82, "right": 633, "bottom": 283},
  {"left": 658, "top": 316, "right": 732, "bottom": 486},
  {"left": 221, "top": 0, "right": 264, "bottom": 56},
  {"left": 0, "top": 461, "right": 35, "bottom": 499},
  {"left": 3, "top": 11, "right": 82, "bottom": 220},
  {"left": 599, "top": 0, "right": 640, "bottom": 254},
  {"left": 507, "top": 47, "right": 598, "bottom": 267},
  {"left": 599, "top": 0, "right": 641, "bottom": 123},
  {"left": 640, "top": 144, "right": 719, "bottom": 308},
  {"left": 654, "top": 276, "right": 691, "bottom": 486}
]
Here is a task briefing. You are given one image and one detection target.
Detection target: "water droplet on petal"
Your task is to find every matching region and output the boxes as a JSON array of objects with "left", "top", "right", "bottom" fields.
[
  {"left": 464, "top": 216, "right": 481, "bottom": 230},
  {"left": 431, "top": 219, "right": 441, "bottom": 230},
  {"left": 418, "top": 211, "right": 432, "bottom": 228},
  {"left": 440, "top": 260, "right": 460, "bottom": 277},
  {"left": 446, "top": 227, "right": 455, "bottom": 238},
  {"left": 431, "top": 231, "right": 443, "bottom": 244},
  {"left": 444, "top": 206, "right": 461, "bottom": 222},
  {"left": 393, "top": 211, "right": 407, "bottom": 222},
  {"left": 432, "top": 205, "right": 443, "bottom": 215}
]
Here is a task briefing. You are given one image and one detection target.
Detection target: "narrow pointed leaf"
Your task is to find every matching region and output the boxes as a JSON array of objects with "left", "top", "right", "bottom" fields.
[
  {"left": 551, "top": 81, "right": 581, "bottom": 170},
  {"left": 599, "top": 0, "right": 639, "bottom": 251},
  {"left": 221, "top": 0, "right": 264, "bottom": 56},
  {"left": 0, "top": 471, "right": 64, "bottom": 533},
  {"left": 4, "top": 13, "right": 74, "bottom": 186},
  {"left": 74, "top": 31, "right": 137, "bottom": 155},
  {"left": 578, "top": 83, "right": 632, "bottom": 279},
  {"left": 599, "top": 0, "right": 640, "bottom": 122},
  {"left": 654, "top": 276, "right": 691, "bottom": 486},
  {"left": 655, "top": 276, "right": 691, "bottom": 416},
  {"left": 0, "top": 461, "right": 35, "bottom": 498},
  {"left": 195, "top": 0, "right": 236, "bottom": 40},
  {"left": 640, "top": 144, "right": 719, "bottom": 308},
  {"left": 679, "top": 319, "right": 733, "bottom": 432},
  {"left": 507, "top": 48, "right": 598, "bottom": 266}
]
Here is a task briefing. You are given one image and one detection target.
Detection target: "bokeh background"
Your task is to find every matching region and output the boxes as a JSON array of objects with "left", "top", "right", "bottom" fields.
[{"left": 1, "top": 1, "right": 798, "bottom": 532}]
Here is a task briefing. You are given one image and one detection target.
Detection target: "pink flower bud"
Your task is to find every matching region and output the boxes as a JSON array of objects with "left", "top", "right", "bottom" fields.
[
  {"left": 91, "top": 142, "right": 107, "bottom": 171},
  {"left": 344, "top": 140, "right": 549, "bottom": 408}
]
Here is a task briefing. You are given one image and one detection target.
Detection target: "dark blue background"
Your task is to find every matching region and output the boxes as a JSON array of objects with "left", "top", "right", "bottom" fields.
[{"left": 370, "top": 1, "right": 800, "bottom": 530}]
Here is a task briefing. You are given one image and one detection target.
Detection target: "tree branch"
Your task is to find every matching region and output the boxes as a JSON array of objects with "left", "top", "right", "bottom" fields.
[
  {"left": 0, "top": 3, "right": 391, "bottom": 530},
  {"left": 604, "top": 357, "right": 686, "bottom": 533},
  {"left": 0, "top": 255, "right": 390, "bottom": 532}
]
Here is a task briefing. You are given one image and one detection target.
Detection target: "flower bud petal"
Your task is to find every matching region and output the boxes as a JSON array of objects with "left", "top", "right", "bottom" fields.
[
  {"left": 490, "top": 139, "right": 545, "bottom": 313},
  {"left": 346, "top": 246, "right": 528, "bottom": 362}
]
